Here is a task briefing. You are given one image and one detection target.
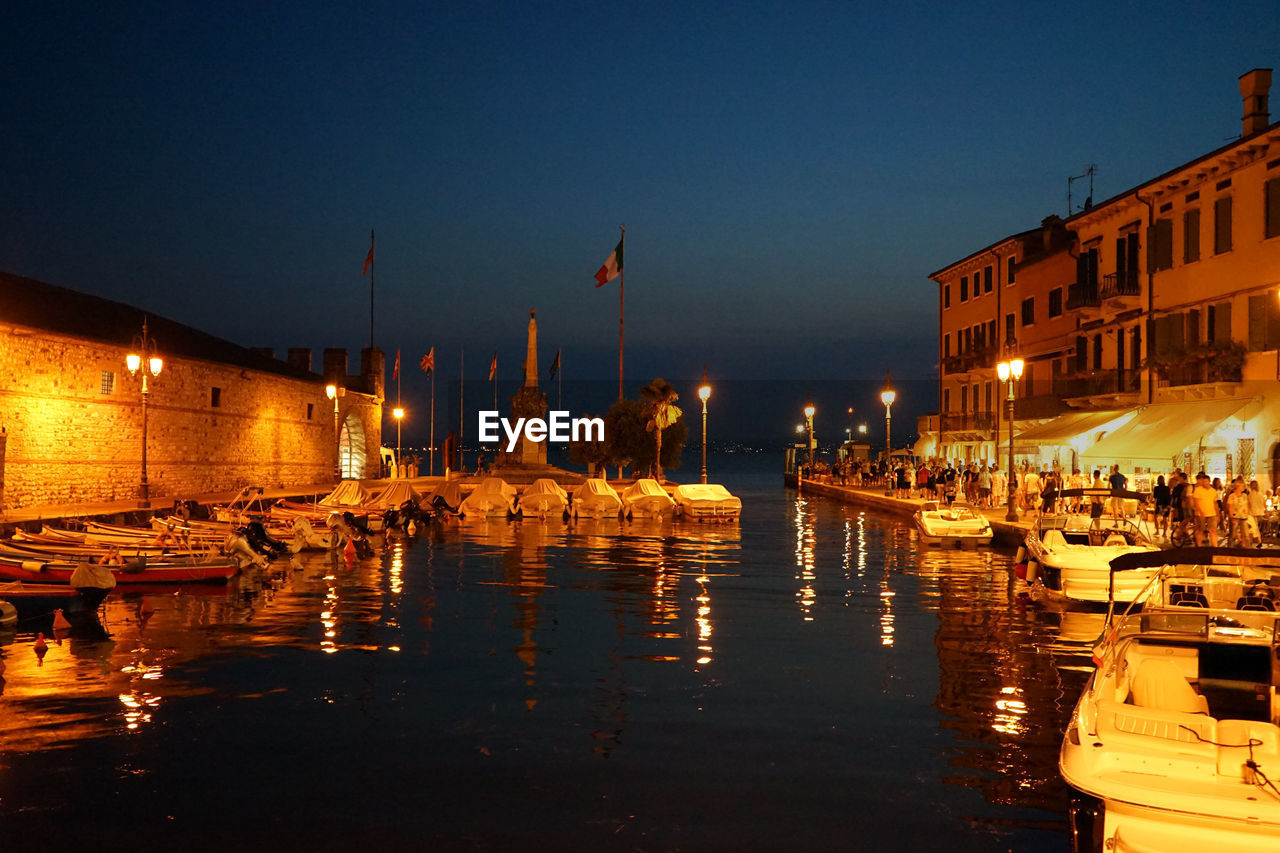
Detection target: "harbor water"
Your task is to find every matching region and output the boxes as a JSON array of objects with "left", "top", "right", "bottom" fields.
[{"left": 0, "top": 455, "right": 1095, "bottom": 851}]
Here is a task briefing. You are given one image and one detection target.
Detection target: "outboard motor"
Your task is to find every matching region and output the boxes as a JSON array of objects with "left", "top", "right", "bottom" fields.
[
  {"left": 244, "top": 521, "right": 289, "bottom": 558},
  {"left": 224, "top": 531, "right": 268, "bottom": 569},
  {"left": 343, "top": 511, "right": 372, "bottom": 538}
]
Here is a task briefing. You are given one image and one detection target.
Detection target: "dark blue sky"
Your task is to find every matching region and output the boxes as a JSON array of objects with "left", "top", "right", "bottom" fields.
[{"left": 4, "top": 1, "right": 1279, "bottom": 405}]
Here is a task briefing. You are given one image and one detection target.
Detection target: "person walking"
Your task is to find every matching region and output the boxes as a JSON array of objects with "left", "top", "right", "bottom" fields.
[
  {"left": 1152, "top": 475, "right": 1171, "bottom": 541},
  {"left": 1249, "top": 480, "right": 1267, "bottom": 545},
  {"left": 1226, "top": 477, "right": 1253, "bottom": 547},
  {"left": 1191, "top": 472, "right": 1220, "bottom": 547},
  {"left": 1107, "top": 465, "right": 1128, "bottom": 519}
]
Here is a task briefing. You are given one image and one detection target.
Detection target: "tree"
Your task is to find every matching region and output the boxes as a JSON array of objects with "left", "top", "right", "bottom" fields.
[
  {"left": 640, "top": 378, "right": 683, "bottom": 481},
  {"left": 567, "top": 412, "right": 609, "bottom": 476}
]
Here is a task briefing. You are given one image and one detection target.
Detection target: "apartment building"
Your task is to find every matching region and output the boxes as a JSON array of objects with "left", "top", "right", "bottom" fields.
[{"left": 930, "top": 68, "right": 1280, "bottom": 486}]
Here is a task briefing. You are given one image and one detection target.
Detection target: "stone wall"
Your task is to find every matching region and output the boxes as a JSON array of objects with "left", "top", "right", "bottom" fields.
[{"left": 0, "top": 326, "right": 382, "bottom": 510}]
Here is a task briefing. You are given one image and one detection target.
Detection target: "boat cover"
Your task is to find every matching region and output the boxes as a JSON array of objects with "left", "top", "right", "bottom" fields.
[
  {"left": 367, "top": 481, "right": 422, "bottom": 510},
  {"left": 425, "top": 481, "right": 465, "bottom": 512},
  {"left": 518, "top": 479, "right": 569, "bottom": 515},
  {"left": 622, "top": 479, "right": 675, "bottom": 517},
  {"left": 672, "top": 484, "right": 742, "bottom": 518},
  {"left": 460, "top": 478, "right": 517, "bottom": 516},
  {"left": 571, "top": 479, "right": 622, "bottom": 518},
  {"left": 320, "top": 480, "right": 372, "bottom": 507}
]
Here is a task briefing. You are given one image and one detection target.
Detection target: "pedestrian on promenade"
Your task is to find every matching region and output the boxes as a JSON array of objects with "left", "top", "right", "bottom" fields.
[
  {"left": 1090, "top": 470, "right": 1106, "bottom": 519},
  {"left": 1227, "top": 477, "right": 1254, "bottom": 547},
  {"left": 1249, "top": 480, "right": 1267, "bottom": 544},
  {"left": 990, "top": 465, "right": 1005, "bottom": 509},
  {"left": 1169, "top": 472, "right": 1188, "bottom": 542},
  {"left": 1108, "top": 465, "right": 1128, "bottom": 518},
  {"left": 978, "top": 465, "right": 992, "bottom": 508},
  {"left": 1152, "top": 475, "right": 1171, "bottom": 540},
  {"left": 1023, "top": 467, "right": 1041, "bottom": 518},
  {"left": 1067, "top": 469, "right": 1084, "bottom": 513},
  {"left": 1191, "top": 472, "right": 1220, "bottom": 547}
]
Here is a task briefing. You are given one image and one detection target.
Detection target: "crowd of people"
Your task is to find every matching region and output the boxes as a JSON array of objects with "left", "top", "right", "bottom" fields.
[{"left": 804, "top": 456, "right": 1277, "bottom": 548}]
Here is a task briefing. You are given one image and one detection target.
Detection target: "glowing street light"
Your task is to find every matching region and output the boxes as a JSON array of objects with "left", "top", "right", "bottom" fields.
[
  {"left": 881, "top": 373, "right": 895, "bottom": 496},
  {"left": 393, "top": 407, "right": 405, "bottom": 477},
  {"left": 125, "top": 318, "right": 163, "bottom": 508},
  {"left": 803, "top": 399, "right": 816, "bottom": 470},
  {"left": 697, "top": 368, "right": 711, "bottom": 484},
  {"left": 996, "top": 349, "right": 1025, "bottom": 522},
  {"left": 326, "top": 383, "right": 343, "bottom": 481}
]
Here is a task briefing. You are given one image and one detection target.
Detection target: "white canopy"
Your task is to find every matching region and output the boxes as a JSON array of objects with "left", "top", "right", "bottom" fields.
[
  {"left": 320, "top": 480, "right": 372, "bottom": 507},
  {"left": 367, "top": 481, "right": 422, "bottom": 510},
  {"left": 1080, "top": 398, "right": 1258, "bottom": 466},
  {"left": 1013, "top": 410, "right": 1131, "bottom": 447}
]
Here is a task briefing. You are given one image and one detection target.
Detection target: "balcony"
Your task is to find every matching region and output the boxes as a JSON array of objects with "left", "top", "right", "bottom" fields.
[
  {"left": 1066, "top": 281, "right": 1099, "bottom": 310},
  {"left": 940, "top": 412, "right": 995, "bottom": 433},
  {"left": 1099, "top": 269, "right": 1140, "bottom": 301},
  {"left": 1055, "top": 370, "right": 1140, "bottom": 399},
  {"left": 941, "top": 345, "right": 998, "bottom": 376}
]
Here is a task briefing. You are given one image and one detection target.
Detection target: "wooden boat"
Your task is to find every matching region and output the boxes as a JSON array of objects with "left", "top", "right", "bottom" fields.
[
  {"left": 0, "top": 554, "right": 239, "bottom": 585},
  {"left": 912, "top": 501, "right": 993, "bottom": 548},
  {"left": 1062, "top": 548, "right": 1280, "bottom": 850},
  {"left": 621, "top": 479, "right": 675, "bottom": 519}
]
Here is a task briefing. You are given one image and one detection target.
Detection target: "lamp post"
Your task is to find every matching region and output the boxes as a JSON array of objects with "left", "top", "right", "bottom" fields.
[
  {"left": 326, "top": 384, "right": 342, "bottom": 481},
  {"left": 392, "top": 407, "right": 405, "bottom": 478},
  {"left": 803, "top": 400, "right": 816, "bottom": 471},
  {"left": 881, "top": 376, "right": 896, "bottom": 497},
  {"left": 996, "top": 352, "right": 1025, "bottom": 522},
  {"left": 697, "top": 369, "right": 711, "bottom": 484},
  {"left": 125, "top": 319, "right": 163, "bottom": 508}
]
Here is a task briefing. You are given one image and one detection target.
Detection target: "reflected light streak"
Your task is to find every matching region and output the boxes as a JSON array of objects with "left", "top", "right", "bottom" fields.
[
  {"left": 794, "top": 499, "right": 816, "bottom": 621},
  {"left": 991, "top": 686, "right": 1028, "bottom": 735}
]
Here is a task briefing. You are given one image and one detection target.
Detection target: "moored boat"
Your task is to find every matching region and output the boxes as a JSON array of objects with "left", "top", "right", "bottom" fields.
[
  {"left": 621, "top": 478, "right": 675, "bottom": 519},
  {"left": 912, "top": 501, "right": 993, "bottom": 548},
  {"left": 570, "top": 479, "right": 622, "bottom": 519},
  {"left": 459, "top": 477, "right": 517, "bottom": 518},
  {"left": 517, "top": 479, "right": 569, "bottom": 519},
  {"left": 671, "top": 483, "right": 741, "bottom": 522},
  {"left": 1061, "top": 547, "right": 1280, "bottom": 851},
  {"left": 0, "top": 554, "right": 238, "bottom": 585}
]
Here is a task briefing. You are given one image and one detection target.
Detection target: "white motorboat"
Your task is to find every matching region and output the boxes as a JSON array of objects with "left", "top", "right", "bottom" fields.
[
  {"left": 570, "top": 479, "right": 622, "bottom": 519},
  {"left": 1020, "top": 489, "right": 1160, "bottom": 605},
  {"left": 912, "top": 500, "right": 992, "bottom": 548},
  {"left": 517, "top": 478, "right": 569, "bottom": 519},
  {"left": 1061, "top": 547, "right": 1280, "bottom": 851},
  {"left": 621, "top": 478, "right": 675, "bottom": 518},
  {"left": 459, "top": 477, "right": 517, "bottom": 518},
  {"left": 424, "top": 481, "right": 465, "bottom": 517},
  {"left": 671, "top": 483, "right": 741, "bottom": 521}
]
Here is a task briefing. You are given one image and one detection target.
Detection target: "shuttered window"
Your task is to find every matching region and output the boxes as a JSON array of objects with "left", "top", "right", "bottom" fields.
[
  {"left": 1147, "top": 218, "right": 1173, "bottom": 271},
  {"left": 1214, "top": 197, "right": 1233, "bottom": 254},
  {"left": 1183, "top": 208, "right": 1200, "bottom": 263},
  {"left": 1266, "top": 179, "right": 1280, "bottom": 239},
  {"left": 1246, "top": 294, "right": 1280, "bottom": 351}
]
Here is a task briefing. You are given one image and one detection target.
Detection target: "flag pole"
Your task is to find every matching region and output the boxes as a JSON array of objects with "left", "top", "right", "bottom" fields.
[
  {"left": 558, "top": 350, "right": 562, "bottom": 412},
  {"left": 618, "top": 224, "right": 625, "bottom": 400},
  {"left": 369, "top": 229, "right": 375, "bottom": 349},
  {"left": 430, "top": 366, "right": 435, "bottom": 477},
  {"left": 459, "top": 346, "right": 465, "bottom": 474}
]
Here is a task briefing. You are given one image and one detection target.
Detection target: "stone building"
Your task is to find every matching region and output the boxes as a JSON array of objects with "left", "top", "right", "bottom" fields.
[{"left": 0, "top": 272, "right": 383, "bottom": 511}]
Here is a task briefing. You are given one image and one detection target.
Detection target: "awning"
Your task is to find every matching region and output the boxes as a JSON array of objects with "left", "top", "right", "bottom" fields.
[
  {"left": 1013, "top": 410, "right": 1131, "bottom": 447},
  {"left": 1079, "top": 398, "right": 1259, "bottom": 466}
]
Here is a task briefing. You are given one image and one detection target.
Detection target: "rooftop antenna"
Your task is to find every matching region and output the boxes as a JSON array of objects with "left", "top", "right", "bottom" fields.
[{"left": 1067, "top": 164, "right": 1097, "bottom": 215}]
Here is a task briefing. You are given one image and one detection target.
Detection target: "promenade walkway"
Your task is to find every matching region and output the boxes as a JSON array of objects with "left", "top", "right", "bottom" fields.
[{"left": 792, "top": 477, "right": 1033, "bottom": 547}]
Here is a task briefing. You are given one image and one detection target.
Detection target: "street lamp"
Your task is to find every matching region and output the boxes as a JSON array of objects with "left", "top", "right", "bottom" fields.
[
  {"left": 697, "top": 368, "right": 711, "bottom": 484},
  {"left": 326, "top": 384, "right": 342, "bottom": 481},
  {"left": 125, "top": 318, "right": 163, "bottom": 508},
  {"left": 881, "top": 374, "right": 896, "bottom": 496},
  {"left": 996, "top": 351, "right": 1025, "bottom": 522},
  {"left": 392, "top": 407, "right": 405, "bottom": 477},
  {"left": 803, "top": 399, "right": 816, "bottom": 471}
]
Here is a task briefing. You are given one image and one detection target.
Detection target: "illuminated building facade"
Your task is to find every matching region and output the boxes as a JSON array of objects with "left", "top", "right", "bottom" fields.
[{"left": 0, "top": 272, "right": 383, "bottom": 509}]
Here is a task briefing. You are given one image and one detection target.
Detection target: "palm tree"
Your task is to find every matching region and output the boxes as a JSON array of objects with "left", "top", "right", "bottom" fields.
[{"left": 640, "top": 378, "right": 682, "bottom": 481}]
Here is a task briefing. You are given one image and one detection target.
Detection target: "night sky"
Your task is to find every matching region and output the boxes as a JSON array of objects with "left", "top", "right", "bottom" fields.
[{"left": 4, "top": 2, "right": 1279, "bottom": 441}]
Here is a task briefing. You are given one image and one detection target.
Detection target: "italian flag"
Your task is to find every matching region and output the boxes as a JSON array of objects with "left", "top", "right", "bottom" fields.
[{"left": 594, "top": 238, "right": 624, "bottom": 287}]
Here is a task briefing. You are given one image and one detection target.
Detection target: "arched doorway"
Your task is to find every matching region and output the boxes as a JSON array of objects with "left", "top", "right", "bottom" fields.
[{"left": 339, "top": 413, "right": 368, "bottom": 479}]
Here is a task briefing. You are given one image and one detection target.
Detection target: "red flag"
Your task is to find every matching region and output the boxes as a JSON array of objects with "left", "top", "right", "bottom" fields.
[
  {"left": 488, "top": 352, "right": 497, "bottom": 382},
  {"left": 392, "top": 349, "right": 400, "bottom": 381},
  {"left": 362, "top": 235, "right": 375, "bottom": 276},
  {"left": 420, "top": 347, "right": 435, "bottom": 374}
]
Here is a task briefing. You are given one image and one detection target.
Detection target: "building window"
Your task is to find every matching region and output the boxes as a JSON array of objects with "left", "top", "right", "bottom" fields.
[
  {"left": 984, "top": 381, "right": 992, "bottom": 412},
  {"left": 1007, "top": 258, "right": 1016, "bottom": 284},
  {"left": 100, "top": 371, "right": 115, "bottom": 395},
  {"left": 943, "top": 388, "right": 950, "bottom": 412},
  {"left": 1183, "top": 208, "right": 1200, "bottom": 263},
  {"left": 960, "top": 276, "right": 968, "bottom": 302},
  {"left": 1021, "top": 297, "right": 1035, "bottom": 326},
  {"left": 1093, "top": 334, "right": 1103, "bottom": 370},
  {"left": 307, "top": 403, "right": 315, "bottom": 420},
  {"left": 960, "top": 385, "right": 968, "bottom": 413},
  {"left": 1048, "top": 288, "right": 1063, "bottom": 318},
  {"left": 987, "top": 319, "right": 995, "bottom": 345},
  {"left": 983, "top": 265, "right": 993, "bottom": 294},
  {"left": 1149, "top": 218, "right": 1173, "bottom": 271},
  {"left": 1208, "top": 301, "right": 1231, "bottom": 345},
  {"left": 944, "top": 333, "right": 951, "bottom": 357},
  {"left": 1005, "top": 313, "right": 1015, "bottom": 343},
  {"left": 944, "top": 284, "right": 951, "bottom": 308},
  {"left": 1214, "top": 196, "right": 1233, "bottom": 254},
  {"left": 211, "top": 387, "right": 222, "bottom": 408},
  {"left": 1131, "top": 325, "right": 1141, "bottom": 371},
  {"left": 1076, "top": 336, "right": 1087, "bottom": 373},
  {"left": 1266, "top": 179, "right": 1280, "bottom": 240}
]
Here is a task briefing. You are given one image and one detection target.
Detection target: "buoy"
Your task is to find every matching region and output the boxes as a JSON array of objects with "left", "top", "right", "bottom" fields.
[
  {"left": 343, "top": 537, "right": 357, "bottom": 563},
  {"left": 1014, "top": 562, "right": 1028, "bottom": 580},
  {"left": 1014, "top": 545, "right": 1028, "bottom": 564},
  {"left": 52, "top": 609, "right": 71, "bottom": 631},
  {"left": 34, "top": 632, "right": 48, "bottom": 663},
  {"left": 406, "top": 519, "right": 417, "bottom": 537},
  {"left": 1026, "top": 560, "right": 1040, "bottom": 583}
]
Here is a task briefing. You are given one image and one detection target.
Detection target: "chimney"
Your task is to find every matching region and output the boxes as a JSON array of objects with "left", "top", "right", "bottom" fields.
[{"left": 1239, "top": 68, "right": 1272, "bottom": 137}]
